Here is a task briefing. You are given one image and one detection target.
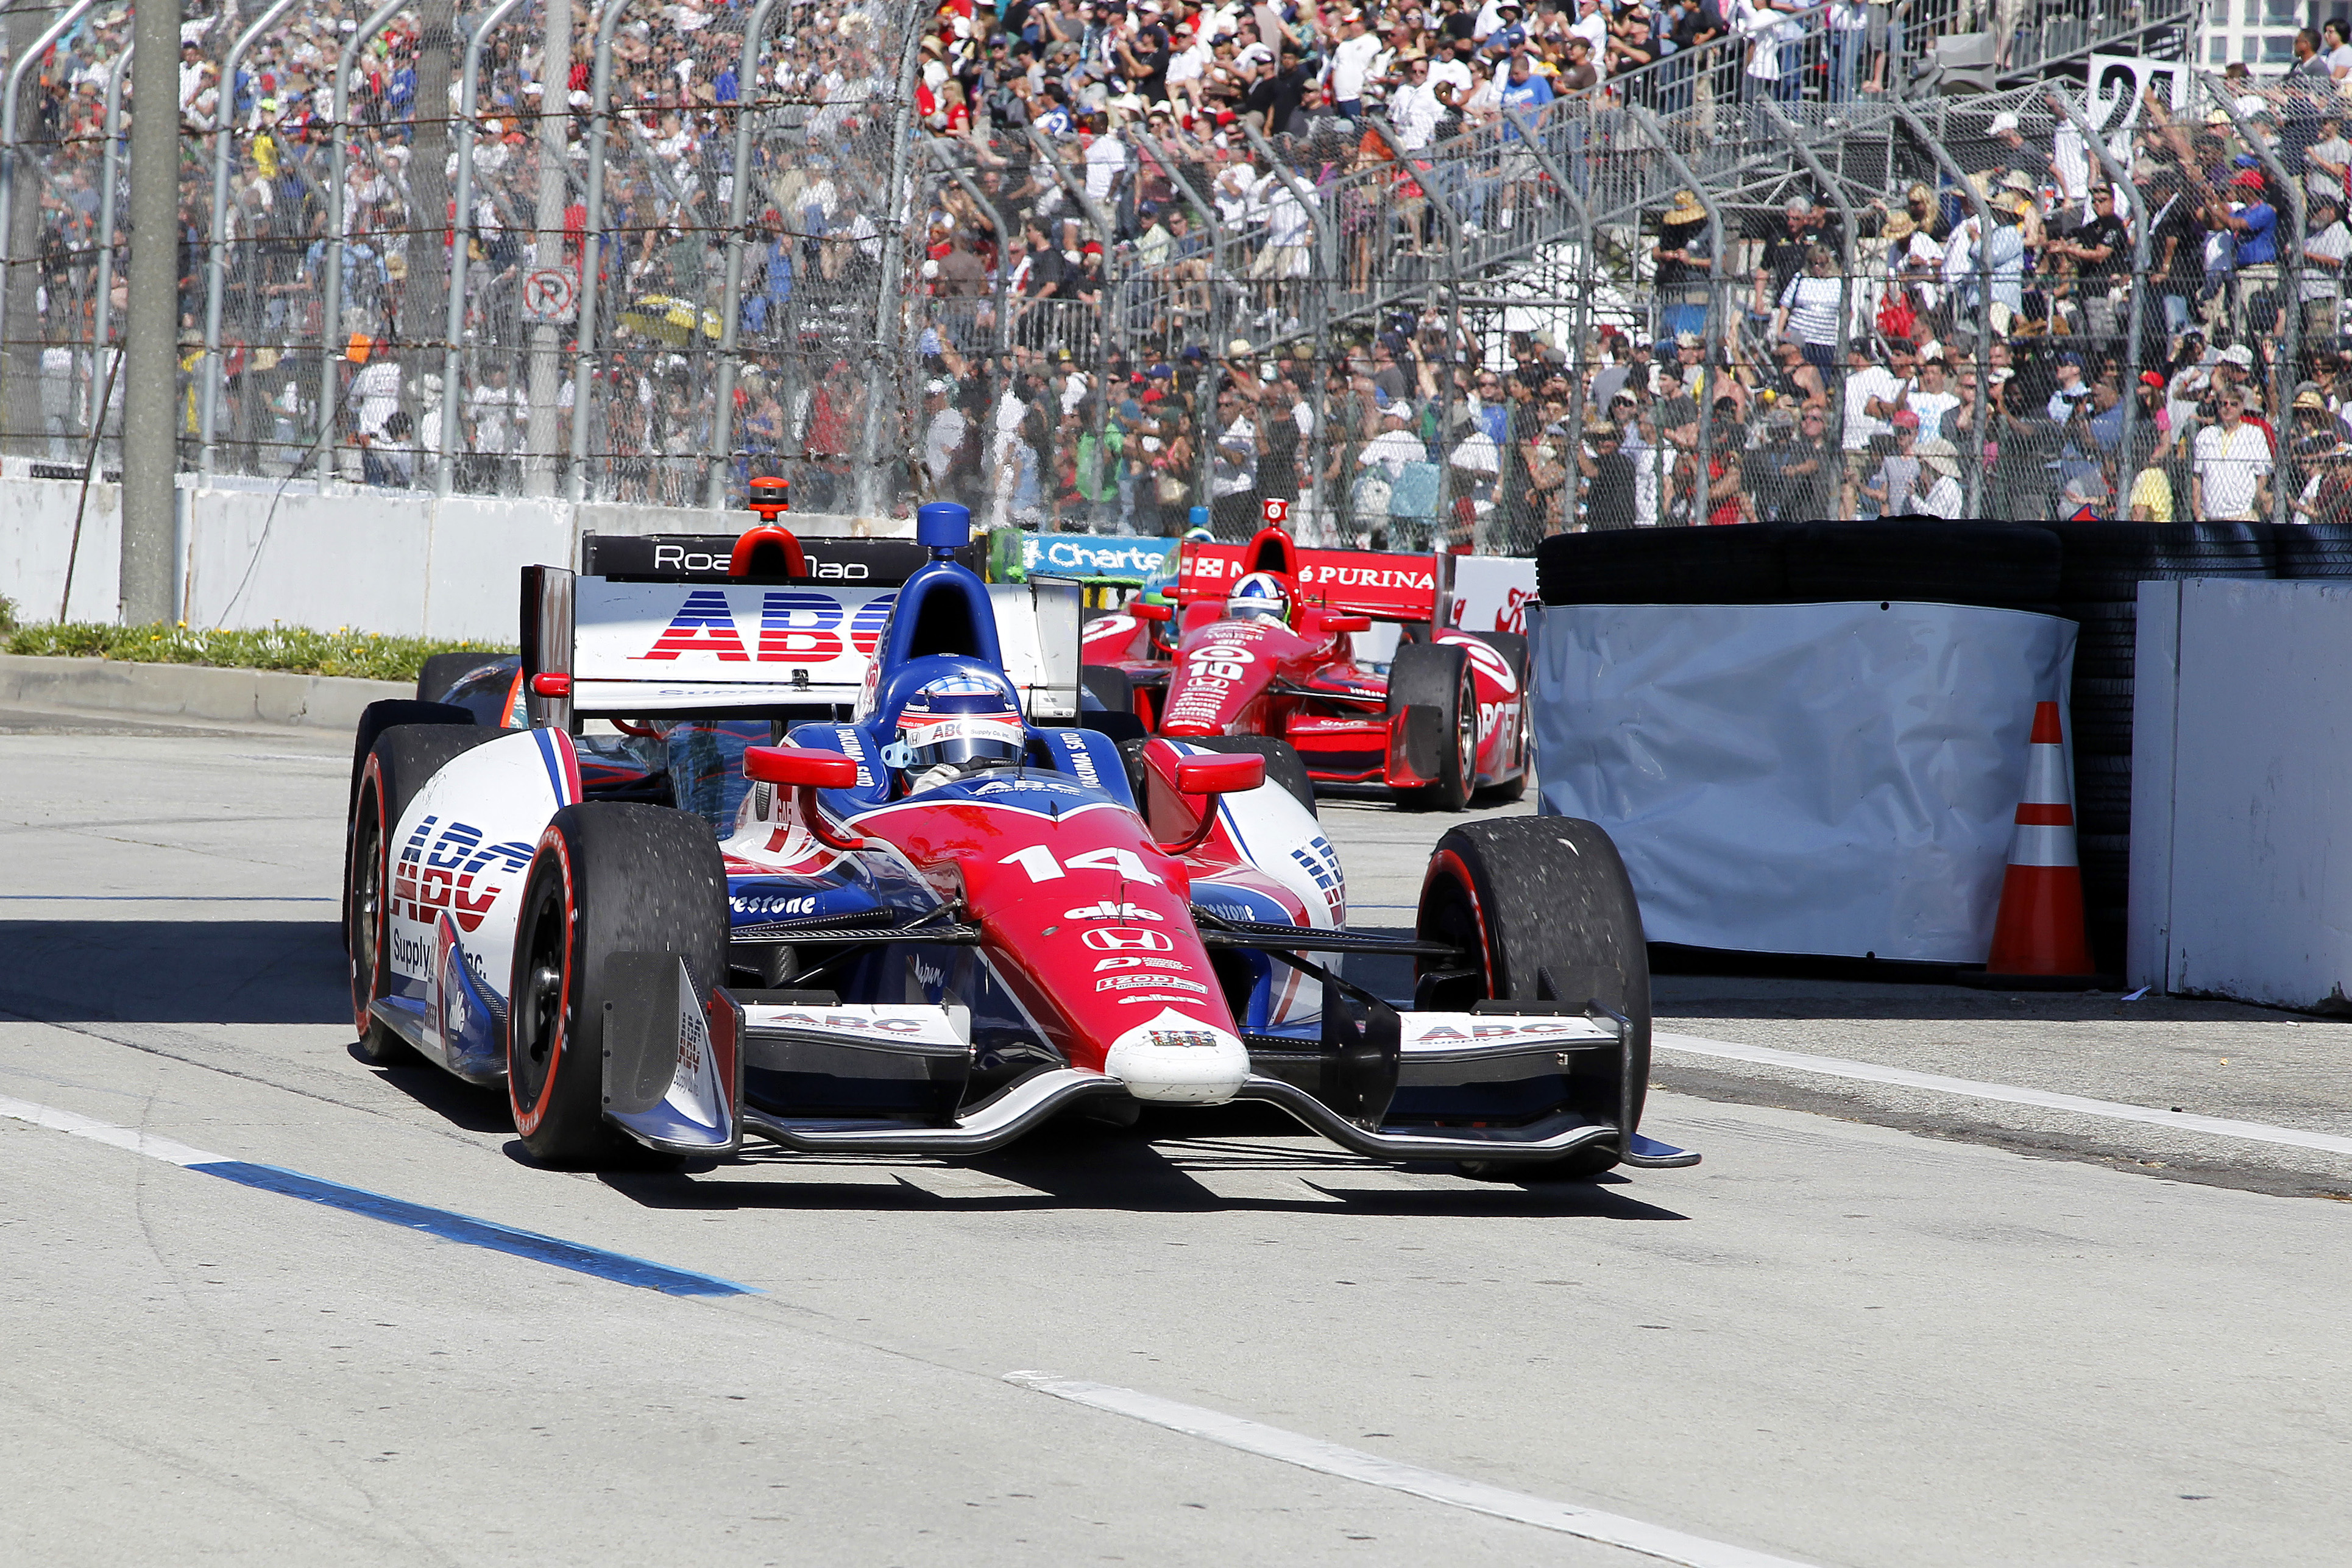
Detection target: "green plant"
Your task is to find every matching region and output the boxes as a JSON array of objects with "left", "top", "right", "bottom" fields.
[{"left": 1, "top": 621, "right": 514, "bottom": 683}]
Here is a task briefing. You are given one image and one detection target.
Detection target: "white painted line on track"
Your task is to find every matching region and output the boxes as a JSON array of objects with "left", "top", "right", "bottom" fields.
[
  {"left": 1003, "top": 1370, "right": 1822, "bottom": 1568},
  {"left": 1654, "top": 1032, "right": 2352, "bottom": 1157}
]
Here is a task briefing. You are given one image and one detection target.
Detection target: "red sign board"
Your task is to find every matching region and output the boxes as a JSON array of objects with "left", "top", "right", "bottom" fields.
[{"left": 1175, "top": 541, "right": 1440, "bottom": 621}]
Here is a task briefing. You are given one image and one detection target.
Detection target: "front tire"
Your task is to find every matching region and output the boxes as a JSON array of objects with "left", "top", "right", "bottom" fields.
[
  {"left": 1387, "top": 642, "right": 1475, "bottom": 810},
  {"left": 347, "top": 725, "right": 498, "bottom": 1064},
  {"left": 506, "top": 803, "right": 728, "bottom": 1168},
  {"left": 1414, "top": 818, "right": 1650, "bottom": 1178}
]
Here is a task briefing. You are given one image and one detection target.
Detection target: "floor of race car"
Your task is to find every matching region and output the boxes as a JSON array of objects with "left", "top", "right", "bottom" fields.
[{"left": 3, "top": 718, "right": 2347, "bottom": 1568}]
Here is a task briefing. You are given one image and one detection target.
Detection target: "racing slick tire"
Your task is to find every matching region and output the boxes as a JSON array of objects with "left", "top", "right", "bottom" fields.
[
  {"left": 1463, "top": 631, "right": 1530, "bottom": 805},
  {"left": 343, "top": 700, "right": 478, "bottom": 951},
  {"left": 416, "top": 651, "right": 500, "bottom": 704},
  {"left": 506, "top": 803, "right": 728, "bottom": 1168},
  {"left": 1386, "top": 641, "right": 1475, "bottom": 811},
  {"left": 1119, "top": 733, "right": 1319, "bottom": 819},
  {"left": 1414, "top": 818, "right": 1651, "bottom": 1179},
  {"left": 347, "top": 724, "right": 500, "bottom": 1062}
]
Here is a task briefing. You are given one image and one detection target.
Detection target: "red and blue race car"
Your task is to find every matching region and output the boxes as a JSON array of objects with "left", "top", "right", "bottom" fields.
[
  {"left": 1080, "top": 519, "right": 1531, "bottom": 810},
  {"left": 341, "top": 503, "right": 1690, "bottom": 1179}
]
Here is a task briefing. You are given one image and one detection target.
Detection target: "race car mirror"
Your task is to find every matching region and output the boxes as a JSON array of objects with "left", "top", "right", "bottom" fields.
[
  {"left": 1322, "top": 615, "right": 1371, "bottom": 634},
  {"left": 528, "top": 672, "right": 572, "bottom": 697},
  {"left": 742, "top": 746, "right": 865, "bottom": 850},
  {"left": 1174, "top": 754, "right": 1266, "bottom": 796},
  {"left": 1159, "top": 753, "right": 1266, "bottom": 854},
  {"left": 743, "top": 747, "right": 860, "bottom": 789},
  {"left": 1131, "top": 601, "right": 1174, "bottom": 623}
]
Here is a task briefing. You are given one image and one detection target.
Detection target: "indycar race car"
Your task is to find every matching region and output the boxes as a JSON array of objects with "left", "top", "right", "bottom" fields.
[
  {"left": 342, "top": 501, "right": 1693, "bottom": 1178},
  {"left": 1079, "top": 517, "right": 1531, "bottom": 810}
]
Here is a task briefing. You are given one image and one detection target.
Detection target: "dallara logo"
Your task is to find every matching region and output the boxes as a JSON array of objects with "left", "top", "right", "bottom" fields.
[{"left": 1149, "top": 1029, "right": 1220, "bottom": 1050}]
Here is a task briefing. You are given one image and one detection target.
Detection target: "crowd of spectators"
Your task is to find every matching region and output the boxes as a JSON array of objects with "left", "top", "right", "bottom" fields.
[{"left": 0, "top": 0, "right": 2279, "bottom": 538}]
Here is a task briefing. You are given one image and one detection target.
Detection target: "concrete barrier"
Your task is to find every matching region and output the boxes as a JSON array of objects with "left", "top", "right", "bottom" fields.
[
  {"left": 0, "top": 462, "right": 913, "bottom": 641},
  {"left": 0, "top": 653, "right": 406, "bottom": 730}
]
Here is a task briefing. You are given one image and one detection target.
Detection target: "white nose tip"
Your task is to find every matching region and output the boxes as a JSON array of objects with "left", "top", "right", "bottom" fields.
[{"left": 1102, "top": 1008, "right": 1252, "bottom": 1104}]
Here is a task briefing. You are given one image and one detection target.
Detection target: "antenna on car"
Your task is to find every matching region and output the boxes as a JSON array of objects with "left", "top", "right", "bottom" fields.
[{"left": 914, "top": 500, "right": 971, "bottom": 565}]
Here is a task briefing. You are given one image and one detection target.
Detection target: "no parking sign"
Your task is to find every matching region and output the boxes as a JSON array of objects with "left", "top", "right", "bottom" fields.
[{"left": 522, "top": 268, "right": 578, "bottom": 323}]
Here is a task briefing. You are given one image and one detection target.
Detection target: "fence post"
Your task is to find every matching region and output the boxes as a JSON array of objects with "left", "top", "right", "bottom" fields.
[
  {"left": 441, "top": 0, "right": 529, "bottom": 497},
  {"left": 200, "top": 0, "right": 299, "bottom": 481},
  {"left": 1503, "top": 104, "right": 1598, "bottom": 509},
  {"left": 318, "top": 0, "right": 413, "bottom": 486},
  {"left": 850, "top": 17, "right": 927, "bottom": 519},
  {"left": 704, "top": 0, "right": 784, "bottom": 510},
  {"left": 0, "top": 0, "right": 96, "bottom": 457},
  {"left": 1026, "top": 122, "right": 1124, "bottom": 526},
  {"left": 565, "top": 0, "right": 634, "bottom": 505},
  {"left": 1369, "top": 113, "right": 1462, "bottom": 549},
  {"left": 1238, "top": 118, "right": 1333, "bottom": 541},
  {"left": 1762, "top": 97, "right": 1858, "bottom": 456},
  {"left": 2047, "top": 84, "right": 2150, "bottom": 501},
  {"left": 1135, "top": 132, "right": 1231, "bottom": 522},
  {"left": 2202, "top": 73, "right": 2303, "bottom": 531},
  {"left": 1631, "top": 105, "right": 1718, "bottom": 527},
  {"left": 1897, "top": 103, "right": 1995, "bottom": 520},
  {"left": 90, "top": 43, "right": 130, "bottom": 439}
]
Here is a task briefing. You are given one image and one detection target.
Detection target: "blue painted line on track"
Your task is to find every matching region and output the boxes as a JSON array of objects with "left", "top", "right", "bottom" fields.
[{"left": 190, "top": 1161, "right": 758, "bottom": 1297}]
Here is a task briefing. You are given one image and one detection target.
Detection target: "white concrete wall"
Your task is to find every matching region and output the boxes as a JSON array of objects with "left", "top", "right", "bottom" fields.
[
  {"left": 0, "top": 462, "right": 912, "bottom": 640},
  {"left": 2129, "top": 579, "right": 2352, "bottom": 1008}
]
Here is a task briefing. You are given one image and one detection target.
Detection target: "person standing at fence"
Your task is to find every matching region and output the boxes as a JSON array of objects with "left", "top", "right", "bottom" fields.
[
  {"left": 1841, "top": 336, "right": 1913, "bottom": 517},
  {"left": 2049, "top": 185, "right": 2129, "bottom": 347},
  {"left": 1209, "top": 380, "right": 1263, "bottom": 537},
  {"left": 2192, "top": 389, "right": 2272, "bottom": 521},
  {"left": 468, "top": 363, "right": 521, "bottom": 495},
  {"left": 2300, "top": 195, "right": 2351, "bottom": 339},
  {"left": 1654, "top": 189, "right": 1713, "bottom": 342}
]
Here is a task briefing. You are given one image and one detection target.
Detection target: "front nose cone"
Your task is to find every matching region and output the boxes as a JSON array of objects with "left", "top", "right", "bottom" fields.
[{"left": 1102, "top": 1008, "right": 1252, "bottom": 1104}]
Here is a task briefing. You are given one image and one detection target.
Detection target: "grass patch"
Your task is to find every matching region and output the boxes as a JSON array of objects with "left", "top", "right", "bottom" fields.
[{"left": 2, "top": 622, "right": 514, "bottom": 683}]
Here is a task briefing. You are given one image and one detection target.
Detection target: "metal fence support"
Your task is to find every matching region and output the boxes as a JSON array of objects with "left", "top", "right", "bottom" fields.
[
  {"left": 1135, "top": 132, "right": 1231, "bottom": 521},
  {"left": 319, "top": 0, "right": 413, "bottom": 485},
  {"left": 521, "top": 0, "right": 572, "bottom": 496},
  {"left": 1239, "top": 118, "right": 1334, "bottom": 540},
  {"left": 1632, "top": 106, "right": 1718, "bottom": 526},
  {"left": 2203, "top": 73, "right": 2304, "bottom": 530},
  {"left": 122, "top": 0, "right": 179, "bottom": 621},
  {"left": 89, "top": 43, "right": 130, "bottom": 438},
  {"left": 1897, "top": 103, "right": 1996, "bottom": 520},
  {"left": 1501, "top": 105, "right": 1596, "bottom": 485},
  {"left": 0, "top": 0, "right": 94, "bottom": 450},
  {"left": 200, "top": 0, "right": 299, "bottom": 480},
  {"left": 1369, "top": 113, "right": 1463, "bottom": 548},
  {"left": 2046, "top": 84, "right": 2150, "bottom": 493},
  {"left": 441, "top": 0, "right": 530, "bottom": 497},
  {"left": 851, "top": 16, "right": 928, "bottom": 518},
  {"left": 566, "top": 0, "right": 636, "bottom": 504},
  {"left": 706, "top": 0, "right": 785, "bottom": 509},
  {"left": 1762, "top": 97, "right": 1856, "bottom": 454},
  {"left": 1026, "top": 124, "right": 1122, "bottom": 523}
]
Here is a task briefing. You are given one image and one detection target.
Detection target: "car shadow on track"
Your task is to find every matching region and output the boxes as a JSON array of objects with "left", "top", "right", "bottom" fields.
[
  {"left": 0, "top": 919, "right": 350, "bottom": 1025},
  {"left": 596, "top": 1112, "right": 1687, "bottom": 1221},
  {"left": 351, "top": 1053, "right": 520, "bottom": 1135}
]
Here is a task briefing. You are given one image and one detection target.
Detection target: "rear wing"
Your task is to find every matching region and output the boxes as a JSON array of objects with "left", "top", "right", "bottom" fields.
[
  {"left": 1175, "top": 540, "right": 1447, "bottom": 623},
  {"left": 522, "top": 564, "right": 1081, "bottom": 726},
  {"left": 580, "top": 532, "right": 984, "bottom": 584}
]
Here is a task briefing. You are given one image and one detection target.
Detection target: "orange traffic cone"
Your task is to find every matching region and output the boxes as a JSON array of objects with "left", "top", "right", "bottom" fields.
[{"left": 1970, "top": 701, "right": 2103, "bottom": 986}]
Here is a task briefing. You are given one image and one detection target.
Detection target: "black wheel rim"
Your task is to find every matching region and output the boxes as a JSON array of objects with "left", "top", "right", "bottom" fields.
[
  {"left": 510, "top": 874, "right": 569, "bottom": 1109},
  {"left": 1454, "top": 669, "right": 1476, "bottom": 785},
  {"left": 350, "top": 798, "right": 382, "bottom": 1033}
]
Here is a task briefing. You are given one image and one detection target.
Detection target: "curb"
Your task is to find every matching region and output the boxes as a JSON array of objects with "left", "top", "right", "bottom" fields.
[{"left": 0, "top": 654, "right": 407, "bottom": 731}]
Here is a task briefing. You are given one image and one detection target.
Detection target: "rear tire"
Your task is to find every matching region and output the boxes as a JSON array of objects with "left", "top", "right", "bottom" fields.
[
  {"left": 1414, "top": 818, "right": 1651, "bottom": 1178},
  {"left": 347, "top": 725, "right": 500, "bottom": 1064},
  {"left": 1464, "top": 631, "right": 1531, "bottom": 803},
  {"left": 416, "top": 651, "right": 500, "bottom": 704},
  {"left": 1386, "top": 643, "right": 1475, "bottom": 811},
  {"left": 506, "top": 803, "right": 728, "bottom": 1168},
  {"left": 1081, "top": 663, "right": 1135, "bottom": 718}
]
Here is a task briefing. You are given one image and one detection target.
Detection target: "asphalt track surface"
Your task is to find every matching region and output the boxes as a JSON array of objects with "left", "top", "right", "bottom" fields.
[{"left": 5, "top": 713, "right": 2349, "bottom": 1566}]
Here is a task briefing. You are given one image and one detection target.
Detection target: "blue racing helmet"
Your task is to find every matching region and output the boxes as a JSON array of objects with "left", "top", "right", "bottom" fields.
[
  {"left": 1227, "top": 571, "right": 1291, "bottom": 625},
  {"left": 879, "top": 658, "right": 1026, "bottom": 772}
]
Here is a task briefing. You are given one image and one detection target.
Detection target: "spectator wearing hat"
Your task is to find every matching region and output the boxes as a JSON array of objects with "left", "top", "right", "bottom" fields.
[
  {"left": 2045, "top": 351, "right": 2092, "bottom": 423},
  {"left": 2301, "top": 195, "right": 2352, "bottom": 337},
  {"left": 1327, "top": 10, "right": 1382, "bottom": 118},
  {"left": 1654, "top": 188, "right": 1715, "bottom": 341},
  {"left": 1913, "top": 437, "right": 1966, "bottom": 518},
  {"left": 2214, "top": 168, "right": 2279, "bottom": 339}
]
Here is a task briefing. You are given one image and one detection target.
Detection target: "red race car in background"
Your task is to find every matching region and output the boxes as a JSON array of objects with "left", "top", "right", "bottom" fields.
[{"left": 1081, "top": 517, "right": 1531, "bottom": 811}]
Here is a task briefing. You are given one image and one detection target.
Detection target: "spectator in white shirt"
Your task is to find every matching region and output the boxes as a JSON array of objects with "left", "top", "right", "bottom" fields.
[
  {"left": 1327, "top": 10, "right": 1384, "bottom": 115},
  {"left": 2192, "top": 388, "right": 2273, "bottom": 520}
]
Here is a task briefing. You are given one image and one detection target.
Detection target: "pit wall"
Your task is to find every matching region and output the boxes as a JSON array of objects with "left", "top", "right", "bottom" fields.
[{"left": 0, "top": 467, "right": 910, "bottom": 641}]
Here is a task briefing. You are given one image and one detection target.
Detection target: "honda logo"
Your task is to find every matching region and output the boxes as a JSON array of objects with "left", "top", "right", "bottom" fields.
[{"left": 1083, "top": 928, "right": 1174, "bottom": 952}]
